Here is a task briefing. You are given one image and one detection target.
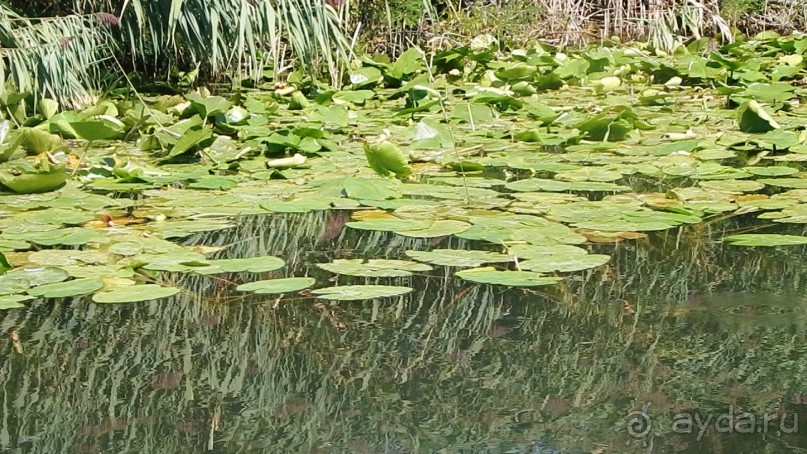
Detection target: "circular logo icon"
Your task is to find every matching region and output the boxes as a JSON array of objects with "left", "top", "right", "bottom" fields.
[{"left": 625, "top": 410, "right": 652, "bottom": 439}]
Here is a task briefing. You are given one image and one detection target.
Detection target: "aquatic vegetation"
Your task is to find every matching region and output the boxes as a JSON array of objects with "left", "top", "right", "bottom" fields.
[{"left": 4, "top": 34, "right": 807, "bottom": 305}]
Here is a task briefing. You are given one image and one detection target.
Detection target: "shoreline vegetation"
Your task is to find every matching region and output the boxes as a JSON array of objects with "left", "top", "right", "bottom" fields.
[{"left": 0, "top": 0, "right": 805, "bottom": 105}]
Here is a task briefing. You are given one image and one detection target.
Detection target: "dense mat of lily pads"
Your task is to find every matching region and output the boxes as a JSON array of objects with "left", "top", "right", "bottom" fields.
[{"left": 3, "top": 32, "right": 807, "bottom": 306}]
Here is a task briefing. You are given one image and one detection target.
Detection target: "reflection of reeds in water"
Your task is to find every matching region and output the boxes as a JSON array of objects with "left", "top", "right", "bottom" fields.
[{"left": 3, "top": 214, "right": 807, "bottom": 452}]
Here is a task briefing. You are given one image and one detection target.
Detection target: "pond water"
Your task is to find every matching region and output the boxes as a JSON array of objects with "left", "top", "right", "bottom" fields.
[{"left": 2, "top": 212, "right": 807, "bottom": 453}]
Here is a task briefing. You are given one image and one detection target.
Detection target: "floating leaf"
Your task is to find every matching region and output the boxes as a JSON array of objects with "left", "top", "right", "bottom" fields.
[
  {"left": 27, "top": 277, "right": 104, "bottom": 298},
  {"left": 0, "top": 294, "right": 32, "bottom": 310},
  {"left": 12, "top": 227, "right": 104, "bottom": 246},
  {"left": 27, "top": 249, "right": 108, "bottom": 266},
  {"left": 505, "top": 178, "right": 630, "bottom": 192},
  {"left": 6, "top": 266, "right": 69, "bottom": 287},
  {"left": 92, "top": 284, "right": 181, "bottom": 303},
  {"left": 723, "top": 234, "right": 807, "bottom": 247},
  {"left": 261, "top": 198, "right": 333, "bottom": 213},
  {"left": 757, "top": 178, "right": 807, "bottom": 189},
  {"left": 0, "top": 274, "right": 31, "bottom": 294},
  {"left": 194, "top": 256, "right": 285, "bottom": 275},
  {"left": 236, "top": 277, "right": 315, "bottom": 294},
  {"left": 134, "top": 251, "right": 208, "bottom": 272},
  {"left": 317, "top": 259, "right": 431, "bottom": 277},
  {"left": 188, "top": 176, "right": 237, "bottom": 190},
  {"left": 347, "top": 218, "right": 432, "bottom": 232},
  {"left": 742, "top": 166, "right": 797, "bottom": 177},
  {"left": 311, "top": 285, "right": 412, "bottom": 301},
  {"left": 0, "top": 167, "right": 67, "bottom": 194},
  {"left": 520, "top": 253, "right": 611, "bottom": 272},
  {"left": 394, "top": 220, "right": 471, "bottom": 238},
  {"left": 405, "top": 249, "right": 513, "bottom": 267},
  {"left": 455, "top": 267, "right": 562, "bottom": 286}
]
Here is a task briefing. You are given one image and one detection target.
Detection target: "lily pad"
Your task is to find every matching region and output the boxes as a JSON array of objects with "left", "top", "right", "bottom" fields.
[
  {"left": 394, "top": 220, "right": 471, "bottom": 238},
  {"left": 454, "top": 267, "right": 563, "bottom": 286},
  {"left": 92, "top": 284, "right": 181, "bottom": 303},
  {"left": 346, "top": 218, "right": 432, "bottom": 232},
  {"left": 27, "top": 277, "right": 104, "bottom": 298},
  {"left": 520, "top": 253, "right": 611, "bottom": 272},
  {"left": 311, "top": 285, "right": 412, "bottom": 301},
  {"left": 723, "top": 234, "right": 807, "bottom": 247},
  {"left": 0, "top": 294, "right": 32, "bottom": 309},
  {"left": 194, "top": 256, "right": 286, "bottom": 275},
  {"left": 317, "top": 259, "right": 431, "bottom": 277},
  {"left": 0, "top": 168, "right": 67, "bottom": 194},
  {"left": 405, "top": 249, "right": 513, "bottom": 267},
  {"left": 6, "top": 266, "right": 69, "bottom": 287},
  {"left": 0, "top": 274, "right": 31, "bottom": 294},
  {"left": 236, "top": 277, "right": 316, "bottom": 294}
]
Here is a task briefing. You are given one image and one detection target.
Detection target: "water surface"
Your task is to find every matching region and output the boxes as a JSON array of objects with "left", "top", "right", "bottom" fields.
[{"left": 2, "top": 213, "right": 807, "bottom": 453}]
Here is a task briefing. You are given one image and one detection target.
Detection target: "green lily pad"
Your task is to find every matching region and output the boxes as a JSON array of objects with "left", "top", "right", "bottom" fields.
[
  {"left": 454, "top": 267, "right": 563, "bottom": 286},
  {"left": 0, "top": 294, "right": 32, "bottom": 309},
  {"left": 261, "top": 199, "right": 333, "bottom": 213},
  {"left": 317, "top": 259, "right": 431, "bottom": 277},
  {"left": 236, "top": 277, "right": 316, "bottom": 294},
  {"left": 311, "top": 285, "right": 412, "bottom": 301},
  {"left": 519, "top": 253, "right": 611, "bottom": 272},
  {"left": 0, "top": 169, "right": 67, "bottom": 194},
  {"left": 136, "top": 251, "right": 209, "bottom": 272},
  {"left": 6, "top": 266, "right": 69, "bottom": 287},
  {"left": 0, "top": 274, "right": 31, "bottom": 294},
  {"left": 394, "top": 220, "right": 471, "bottom": 238},
  {"left": 11, "top": 227, "right": 104, "bottom": 246},
  {"left": 756, "top": 178, "right": 807, "bottom": 189},
  {"left": 723, "top": 234, "right": 807, "bottom": 247},
  {"left": 194, "top": 256, "right": 285, "bottom": 274},
  {"left": 346, "top": 218, "right": 432, "bottom": 232},
  {"left": 405, "top": 249, "right": 513, "bottom": 267},
  {"left": 92, "top": 284, "right": 181, "bottom": 303},
  {"left": 742, "top": 166, "right": 798, "bottom": 177},
  {"left": 27, "top": 249, "right": 109, "bottom": 266},
  {"left": 699, "top": 179, "right": 765, "bottom": 193},
  {"left": 150, "top": 219, "right": 235, "bottom": 239},
  {"left": 505, "top": 179, "right": 630, "bottom": 193},
  {"left": 27, "top": 277, "right": 104, "bottom": 298}
]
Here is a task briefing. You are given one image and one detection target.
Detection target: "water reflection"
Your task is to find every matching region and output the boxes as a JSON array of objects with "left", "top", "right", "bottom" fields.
[{"left": 2, "top": 213, "right": 807, "bottom": 452}]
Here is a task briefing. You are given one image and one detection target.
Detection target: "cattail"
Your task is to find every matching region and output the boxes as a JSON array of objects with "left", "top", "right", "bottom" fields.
[{"left": 94, "top": 12, "right": 120, "bottom": 27}]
